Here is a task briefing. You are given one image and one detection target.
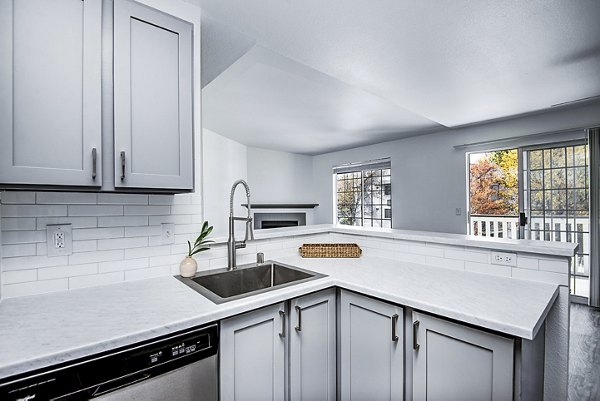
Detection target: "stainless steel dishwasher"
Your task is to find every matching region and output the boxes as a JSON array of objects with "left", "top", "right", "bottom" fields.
[{"left": 0, "top": 323, "right": 218, "bottom": 401}]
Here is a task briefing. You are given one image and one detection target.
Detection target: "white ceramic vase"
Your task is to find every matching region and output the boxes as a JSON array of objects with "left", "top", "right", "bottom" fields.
[{"left": 180, "top": 256, "right": 198, "bottom": 277}]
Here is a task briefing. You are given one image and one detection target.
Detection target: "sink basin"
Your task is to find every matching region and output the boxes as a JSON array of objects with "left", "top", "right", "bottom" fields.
[{"left": 177, "top": 261, "right": 326, "bottom": 304}]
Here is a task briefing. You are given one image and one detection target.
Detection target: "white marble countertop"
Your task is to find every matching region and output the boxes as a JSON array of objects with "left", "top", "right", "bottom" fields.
[
  {"left": 212, "top": 224, "right": 578, "bottom": 257},
  {"left": 0, "top": 255, "right": 558, "bottom": 379}
]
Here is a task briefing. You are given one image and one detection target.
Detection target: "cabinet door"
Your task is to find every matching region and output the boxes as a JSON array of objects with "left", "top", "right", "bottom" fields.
[
  {"left": 0, "top": 0, "right": 102, "bottom": 187},
  {"left": 113, "top": 0, "right": 193, "bottom": 191},
  {"left": 220, "top": 303, "right": 286, "bottom": 401},
  {"left": 289, "top": 289, "right": 337, "bottom": 401},
  {"left": 412, "top": 311, "right": 514, "bottom": 401},
  {"left": 340, "top": 290, "right": 404, "bottom": 401}
]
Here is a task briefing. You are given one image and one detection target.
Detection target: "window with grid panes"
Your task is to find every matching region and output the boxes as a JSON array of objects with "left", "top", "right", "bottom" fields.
[
  {"left": 527, "top": 144, "right": 590, "bottom": 296},
  {"left": 334, "top": 159, "right": 392, "bottom": 228}
]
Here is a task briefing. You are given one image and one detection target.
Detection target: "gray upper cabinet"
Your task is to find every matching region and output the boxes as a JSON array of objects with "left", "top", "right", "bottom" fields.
[
  {"left": 339, "top": 290, "right": 404, "bottom": 401},
  {"left": 220, "top": 303, "right": 286, "bottom": 401},
  {"left": 0, "top": 0, "right": 102, "bottom": 187},
  {"left": 412, "top": 311, "right": 514, "bottom": 401},
  {"left": 289, "top": 289, "right": 337, "bottom": 401},
  {"left": 113, "top": 0, "right": 194, "bottom": 191}
]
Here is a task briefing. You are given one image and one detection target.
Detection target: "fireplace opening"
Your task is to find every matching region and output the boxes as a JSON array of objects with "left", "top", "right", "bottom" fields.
[
  {"left": 261, "top": 220, "right": 299, "bottom": 229},
  {"left": 254, "top": 212, "right": 306, "bottom": 230}
]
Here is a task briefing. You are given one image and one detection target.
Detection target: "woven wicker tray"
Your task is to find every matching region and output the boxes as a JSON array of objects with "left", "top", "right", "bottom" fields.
[{"left": 299, "top": 243, "right": 362, "bottom": 258}]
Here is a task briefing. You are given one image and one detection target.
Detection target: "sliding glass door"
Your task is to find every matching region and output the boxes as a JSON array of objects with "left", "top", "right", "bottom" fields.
[
  {"left": 468, "top": 141, "right": 591, "bottom": 300},
  {"left": 523, "top": 143, "right": 590, "bottom": 299}
]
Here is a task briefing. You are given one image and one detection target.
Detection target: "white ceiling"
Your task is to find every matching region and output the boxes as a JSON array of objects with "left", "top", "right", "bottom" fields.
[{"left": 196, "top": 0, "right": 600, "bottom": 154}]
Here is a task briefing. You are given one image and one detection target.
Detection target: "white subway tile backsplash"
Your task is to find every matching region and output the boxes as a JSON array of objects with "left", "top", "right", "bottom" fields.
[
  {"left": 149, "top": 254, "right": 184, "bottom": 268},
  {"left": 36, "top": 192, "right": 97, "bottom": 205},
  {"left": 97, "top": 215, "right": 148, "bottom": 228},
  {"left": 68, "top": 205, "right": 123, "bottom": 217},
  {"left": 98, "top": 193, "right": 148, "bottom": 205},
  {"left": 2, "top": 255, "right": 70, "bottom": 271},
  {"left": 124, "top": 206, "right": 170, "bottom": 216},
  {"left": 149, "top": 195, "right": 174, "bottom": 205},
  {"left": 68, "top": 250, "right": 124, "bottom": 265},
  {"left": 36, "top": 243, "right": 47, "bottom": 255},
  {"left": 170, "top": 204, "right": 200, "bottom": 215},
  {"left": 3, "top": 278, "right": 68, "bottom": 298},
  {"left": 409, "top": 243, "right": 443, "bottom": 257},
  {"left": 395, "top": 252, "right": 424, "bottom": 264},
  {"left": 125, "top": 226, "right": 161, "bottom": 237},
  {"left": 2, "top": 204, "right": 67, "bottom": 217},
  {"left": 465, "top": 261, "right": 511, "bottom": 277},
  {"left": 426, "top": 255, "right": 465, "bottom": 271},
  {"left": 1, "top": 191, "right": 36, "bottom": 204},
  {"left": 1, "top": 218, "right": 36, "bottom": 231},
  {"left": 72, "top": 240, "right": 98, "bottom": 253},
  {"left": 125, "top": 266, "right": 172, "bottom": 281},
  {"left": 0, "top": 190, "right": 576, "bottom": 298},
  {"left": 97, "top": 237, "right": 148, "bottom": 251},
  {"left": 516, "top": 256, "right": 539, "bottom": 270},
  {"left": 3, "top": 269, "right": 37, "bottom": 284},
  {"left": 69, "top": 272, "right": 124, "bottom": 290},
  {"left": 148, "top": 215, "right": 191, "bottom": 225},
  {"left": 37, "top": 217, "right": 98, "bottom": 230},
  {"left": 444, "top": 247, "right": 490, "bottom": 264},
  {"left": 511, "top": 268, "right": 569, "bottom": 286},
  {"left": 73, "top": 227, "right": 124, "bottom": 241},
  {"left": 99, "top": 258, "right": 149, "bottom": 273},
  {"left": 173, "top": 224, "right": 200, "bottom": 235},
  {"left": 3, "top": 231, "right": 46, "bottom": 244},
  {"left": 537, "top": 258, "right": 569, "bottom": 274},
  {"left": 38, "top": 263, "right": 98, "bottom": 280},
  {"left": 2, "top": 244, "right": 37, "bottom": 258},
  {"left": 171, "top": 194, "right": 192, "bottom": 205},
  {"left": 124, "top": 245, "right": 171, "bottom": 259}
]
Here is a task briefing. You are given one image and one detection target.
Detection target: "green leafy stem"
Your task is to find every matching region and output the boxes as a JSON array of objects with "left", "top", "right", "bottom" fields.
[{"left": 187, "top": 221, "right": 214, "bottom": 257}]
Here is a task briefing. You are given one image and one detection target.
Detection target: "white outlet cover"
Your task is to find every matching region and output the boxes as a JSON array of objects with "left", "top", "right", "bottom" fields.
[
  {"left": 46, "top": 224, "right": 73, "bottom": 257},
  {"left": 491, "top": 251, "right": 517, "bottom": 267},
  {"left": 161, "top": 223, "right": 175, "bottom": 244}
]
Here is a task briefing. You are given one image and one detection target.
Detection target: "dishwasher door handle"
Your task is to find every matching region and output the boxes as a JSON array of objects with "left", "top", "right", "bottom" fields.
[{"left": 91, "top": 372, "right": 151, "bottom": 397}]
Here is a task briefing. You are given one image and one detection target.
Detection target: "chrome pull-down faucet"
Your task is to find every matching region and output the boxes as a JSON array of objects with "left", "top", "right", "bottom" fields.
[{"left": 227, "top": 179, "right": 254, "bottom": 270}]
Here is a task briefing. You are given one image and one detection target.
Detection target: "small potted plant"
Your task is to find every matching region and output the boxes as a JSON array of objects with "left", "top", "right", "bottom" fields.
[{"left": 180, "top": 221, "right": 214, "bottom": 277}]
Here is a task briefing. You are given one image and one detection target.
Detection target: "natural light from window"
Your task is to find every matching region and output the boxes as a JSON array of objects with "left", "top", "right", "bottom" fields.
[{"left": 334, "top": 159, "right": 392, "bottom": 228}]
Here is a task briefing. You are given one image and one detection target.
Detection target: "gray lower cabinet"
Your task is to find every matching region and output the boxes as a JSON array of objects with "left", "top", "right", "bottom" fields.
[
  {"left": 0, "top": 0, "right": 102, "bottom": 187},
  {"left": 220, "top": 302, "right": 286, "bottom": 401},
  {"left": 339, "top": 289, "right": 404, "bottom": 401},
  {"left": 289, "top": 288, "right": 337, "bottom": 401},
  {"left": 113, "top": 0, "right": 194, "bottom": 191},
  {"left": 412, "top": 311, "right": 514, "bottom": 401}
]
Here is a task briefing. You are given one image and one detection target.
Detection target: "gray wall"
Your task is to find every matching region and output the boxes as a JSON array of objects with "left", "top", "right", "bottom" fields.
[
  {"left": 247, "top": 147, "right": 314, "bottom": 203},
  {"left": 313, "top": 101, "right": 600, "bottom": 234},
  {"left": 202, "top": 128, "right": 248, "bottom": 237}
]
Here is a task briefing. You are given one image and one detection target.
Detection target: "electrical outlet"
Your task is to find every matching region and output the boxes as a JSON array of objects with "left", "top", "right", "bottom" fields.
[
  {"left": 54, "top": 231, "right": 65, "bottom": 248},
  {"left": 455, "top": 208, "right": 462, "bottom": 216},
  {"left": 46, "top": 224, "right": 72, "bottom": 257},
  {"left": 491, "top": 251, "right": 517, "bottom": 267},
  {"left": 161, "top": 223, "right": 175, "bottom": 244}
]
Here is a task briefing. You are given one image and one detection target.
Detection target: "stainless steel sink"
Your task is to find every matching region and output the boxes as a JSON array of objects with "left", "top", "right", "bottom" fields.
[{"left": 177, "top": 261, "right": 326, "bottom": 304}]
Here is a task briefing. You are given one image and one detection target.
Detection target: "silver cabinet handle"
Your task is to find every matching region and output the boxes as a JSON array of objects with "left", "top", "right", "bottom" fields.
[
  {"left": 91, "top": 148, "right": 97, "bottom": 180},
  {"left": 413, "top": 320, "right": 420, "bottom": 350},
  {"left": 120, "top": 151, "right": 126, "bottom": 181},
  {"left": 279, "top": 310, "right": 286, "bottom": 338},
  {"left": 295, "top": 305, "right": 302, "bottom": 332},
  {"left": 392, "top": 314, "right": 399, "bottom": 342}
]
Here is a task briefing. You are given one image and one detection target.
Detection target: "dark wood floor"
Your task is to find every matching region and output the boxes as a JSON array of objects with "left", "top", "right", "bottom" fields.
[{"left": 569, "top": 303, "right": 600, "bottom": 401}]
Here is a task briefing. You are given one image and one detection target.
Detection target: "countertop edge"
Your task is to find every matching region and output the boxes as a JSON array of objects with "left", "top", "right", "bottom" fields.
[{"left": 0, "top": 268, "right": 559, "bottom": 379}]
